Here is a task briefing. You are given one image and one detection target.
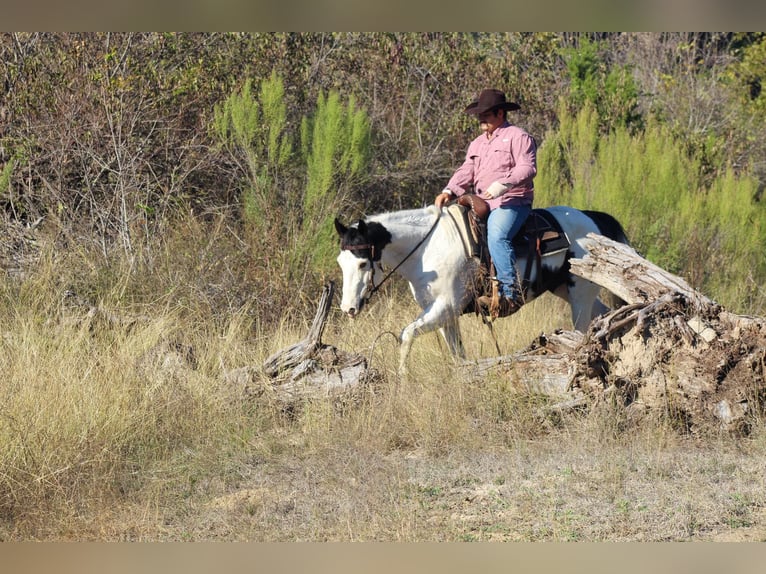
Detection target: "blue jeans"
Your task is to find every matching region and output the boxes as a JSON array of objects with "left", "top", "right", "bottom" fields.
[{"left": 486, "top": 204, "right": 532, "bottom": 300}]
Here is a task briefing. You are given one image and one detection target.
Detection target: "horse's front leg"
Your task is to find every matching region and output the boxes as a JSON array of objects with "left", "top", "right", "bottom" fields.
[
  {"left": 399, "top": 298, "right": 460, "bottom": 376},
  {"left": 439, "top": 316, "right": 465, "bottom": 359}
]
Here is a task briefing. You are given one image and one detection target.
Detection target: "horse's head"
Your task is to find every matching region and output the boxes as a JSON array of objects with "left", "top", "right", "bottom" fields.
[{"left": 334, "top": 217, "right": 390, "bottom": 318}]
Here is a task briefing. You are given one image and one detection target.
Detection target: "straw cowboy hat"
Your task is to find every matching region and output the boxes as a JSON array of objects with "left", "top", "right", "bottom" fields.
[{"left": 464, "top": 88, "right": 520, "bottom": 115}]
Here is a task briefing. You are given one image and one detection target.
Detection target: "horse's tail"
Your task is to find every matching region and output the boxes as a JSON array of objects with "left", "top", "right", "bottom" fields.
[
  {"left": 583, "top": 210, "right": 630, "bottom": 245},
  {"left": 581, "top": 210, "right": 631, "bottom": 310}
]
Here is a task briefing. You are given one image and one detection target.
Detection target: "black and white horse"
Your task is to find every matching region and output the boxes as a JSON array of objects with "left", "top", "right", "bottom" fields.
[{"left": 335, "top": 204, "right": 629, "bottom": 373}]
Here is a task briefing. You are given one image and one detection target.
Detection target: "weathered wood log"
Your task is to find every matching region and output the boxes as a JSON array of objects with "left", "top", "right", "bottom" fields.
[
  {"left": 502, "top": 233, "right": 766, "bottom": 434},
  {"left": 570, "top": 233, "right": 717, "bottom": 308},
  {"left": 262, "top": 281, "right": 335, "bottom": 377},
  {"left": 462, "top": 353, "right": 574, "bottom": 396},
  {"left": 275, "top": 347, "right": 370, "bottom": 401},
  {"left": 460, "top": 330, "right": 584, "bottom": 396},
  {"left": 572, "top": 234, "right": 764, "bottom": 333},
  {"left": 250, "top": 281, "right": 375, "bottom": 403}
]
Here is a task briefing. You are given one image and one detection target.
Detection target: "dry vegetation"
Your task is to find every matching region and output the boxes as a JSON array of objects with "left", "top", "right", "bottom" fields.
[
  {"left": 3, "top": 32, "right": 766, "bottom": 542},
  {"left": 2, "top": 227, "right": 765, "bottom": 541}
]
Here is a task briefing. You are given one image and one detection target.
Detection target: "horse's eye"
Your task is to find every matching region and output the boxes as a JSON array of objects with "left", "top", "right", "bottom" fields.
[{"left": 358, "top": 260, "right": 367, "bottom": 270}]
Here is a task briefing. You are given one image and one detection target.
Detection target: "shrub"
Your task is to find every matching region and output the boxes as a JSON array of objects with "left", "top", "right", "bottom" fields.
[
  {"left": 537, "top": 103, "right": 766, "bottom": 312},
  {"left": 300, "top": 90, "right": 371, "bottom": 271}
]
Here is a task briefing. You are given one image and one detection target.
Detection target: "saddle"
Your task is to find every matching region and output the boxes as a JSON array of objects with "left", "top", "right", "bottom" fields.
[{"left": 446, "top": 195, "right": 570, "bottom": 315}]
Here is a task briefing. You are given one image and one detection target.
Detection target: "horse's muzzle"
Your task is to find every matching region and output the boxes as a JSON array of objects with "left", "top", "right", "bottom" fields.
[{"left": 343, "top": 298, "right": 365, "bottom": 318}]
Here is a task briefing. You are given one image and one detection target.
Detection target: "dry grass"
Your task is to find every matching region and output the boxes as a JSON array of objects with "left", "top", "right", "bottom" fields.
[{"left": 1, "top": 233, "right": 765, "bottom": 541}]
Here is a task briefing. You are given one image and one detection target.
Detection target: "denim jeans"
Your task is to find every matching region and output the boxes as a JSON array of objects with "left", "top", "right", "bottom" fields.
[{"left": 486, "top": 203, "right": 532, "bottom": 299}]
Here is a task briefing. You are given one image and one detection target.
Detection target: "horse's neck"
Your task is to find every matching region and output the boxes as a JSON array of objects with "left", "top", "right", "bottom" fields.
[{"left": 372, "top": 208, "right": 437, "bottom": 261}]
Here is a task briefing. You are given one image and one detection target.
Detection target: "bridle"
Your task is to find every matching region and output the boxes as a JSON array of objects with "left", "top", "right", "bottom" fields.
[
  {"left": 341, "top": 215, "right": 441, "bottom": 305},
  {"left": 340, "top": 242, "right": 382, "bottom": 305}
]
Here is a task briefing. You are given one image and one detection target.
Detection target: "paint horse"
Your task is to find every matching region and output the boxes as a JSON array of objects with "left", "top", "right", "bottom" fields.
[{"left": 334, "top": 201, "right": 629, "bottom": 374}]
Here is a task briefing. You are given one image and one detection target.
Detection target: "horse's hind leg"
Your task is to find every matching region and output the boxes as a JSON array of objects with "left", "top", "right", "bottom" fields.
[{"left": 562, "top": 278, "right": 605, "bottom": 332}]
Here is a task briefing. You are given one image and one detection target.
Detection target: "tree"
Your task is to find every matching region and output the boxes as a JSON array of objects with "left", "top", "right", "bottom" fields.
[{"left": 301, "top": 90, "right": 371, "bottom": 270}]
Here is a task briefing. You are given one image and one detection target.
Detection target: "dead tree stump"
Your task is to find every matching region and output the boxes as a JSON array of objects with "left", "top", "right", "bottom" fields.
[
  {"left": 479, "top": 234, "right": 766, "bottom": 434},
  {"left": 226, "top": 281, "right": 375, "bottom": 404}
]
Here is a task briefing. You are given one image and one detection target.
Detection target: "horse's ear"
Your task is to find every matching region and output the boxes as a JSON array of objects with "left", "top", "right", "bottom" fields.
[
  {"left": 334, "top": 217, "right": 347, "bottom": 237},
  {"left": 357, "top": 219, "right": 367, "bottom": 234}
]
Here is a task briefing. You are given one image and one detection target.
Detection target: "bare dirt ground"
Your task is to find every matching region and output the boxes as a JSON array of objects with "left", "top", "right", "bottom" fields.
[{"left": 104, "top": 422, "right": 765, "bottom": 542}]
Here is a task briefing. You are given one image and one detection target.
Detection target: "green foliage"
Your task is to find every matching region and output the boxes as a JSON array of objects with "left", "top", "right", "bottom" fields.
[
  {"left": 564, "top": 38, "right": 602, "bottom": 109},
  {"left": 0, "top": 157, "right": 14, "bottom": 198},
  {"left": 212, "top": 78, "right": 260, "bottom": 157},
  {"left": 300, "top": 90, "right": 371, "bottom": 270},
  {"left": 561, "top": 37, "right": 641, "bottom": 132},
  {"left": 727, "top": 34, "right": 766, "bottom": 113},
  {"left": 212, "top": 72, "right": 292, "bottom": 238},
  {"left": 537, "top": 104, "right": 766, "bottom": 312}
]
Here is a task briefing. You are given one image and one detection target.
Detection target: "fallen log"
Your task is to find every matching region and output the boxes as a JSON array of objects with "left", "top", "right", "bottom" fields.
[
  {"left": 569, "top": 234, "right": 717, "bottom": 308},
  {"left": 460, "top": 330, "right": 584, "bottom": 397},
  {"left": 461, "top": 352, "right": 576, "bottom": 396},
  {"left": 493, "top": 233, "right": 766, "bottom": 434}
]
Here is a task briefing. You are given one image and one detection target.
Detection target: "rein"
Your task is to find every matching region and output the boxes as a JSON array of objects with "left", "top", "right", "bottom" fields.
[{"left": 343, "top": 214, "right": 441, "bottom": 302}]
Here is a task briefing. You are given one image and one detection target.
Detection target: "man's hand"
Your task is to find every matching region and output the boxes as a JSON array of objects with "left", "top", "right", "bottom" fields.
[
  {"left": 434, "top": 191, "right": 453, "bottom": 208},
  {"left": 482, "top": 181, "right": 509, "bottom": 199}
]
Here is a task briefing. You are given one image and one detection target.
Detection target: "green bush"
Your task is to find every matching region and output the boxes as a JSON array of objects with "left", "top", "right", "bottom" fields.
[
  {"left": 537, "top": 103, "right": 766, "bottom": 313},
  {"left": 560, "top": 36, "right": 641, "bottom": 132},
  {"left": 300, "top": 90, "right": 371, "bottom": 271},
  {"left": 212, "top": 72, "right": 292, "bottom": 240}
]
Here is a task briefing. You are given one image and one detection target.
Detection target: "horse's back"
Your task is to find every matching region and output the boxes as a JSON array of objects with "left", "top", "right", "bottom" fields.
[{"left": 540, "top": 206, "right": 629, "bottom": 246}]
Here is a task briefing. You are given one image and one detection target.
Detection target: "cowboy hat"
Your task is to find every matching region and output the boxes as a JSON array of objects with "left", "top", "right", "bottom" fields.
[{"left": 464, "top": 88, "right": 520, "bottom": 115}]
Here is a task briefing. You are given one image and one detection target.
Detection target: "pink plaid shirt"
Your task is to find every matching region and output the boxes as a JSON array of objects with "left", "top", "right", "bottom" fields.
[{"left": 445, "top": 121, "right": 536, "bottom": 209}]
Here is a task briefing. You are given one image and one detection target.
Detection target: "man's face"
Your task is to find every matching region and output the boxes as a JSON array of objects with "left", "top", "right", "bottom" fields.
[{"left": 478, "top": 109, "right": 504, "bottom": 135}]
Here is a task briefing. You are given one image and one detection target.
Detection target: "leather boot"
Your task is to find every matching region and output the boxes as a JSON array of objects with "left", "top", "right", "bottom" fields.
[
  {"left": 476, "top": 295, "right": 521, "bottom": 319},
  {"left": 494, "top": 296, "right": 522, "bottom": 318}
]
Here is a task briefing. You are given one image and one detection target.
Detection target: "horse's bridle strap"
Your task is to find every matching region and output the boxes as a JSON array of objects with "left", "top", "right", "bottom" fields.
[
  {"left": 342, "top": 243, "right": 374, "bottom": 252},
  {"left": 342, "top": 243, "right": 376, "bottom": 256}
]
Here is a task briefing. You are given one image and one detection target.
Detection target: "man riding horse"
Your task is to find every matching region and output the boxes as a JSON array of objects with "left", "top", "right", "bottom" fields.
[{"left": 434, "top": 88, "right": 537, "bottom": 319}]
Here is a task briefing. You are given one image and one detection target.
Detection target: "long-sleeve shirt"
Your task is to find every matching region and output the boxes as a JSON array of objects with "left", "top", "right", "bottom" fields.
[{"left": 445, "top": 121, "right": 537, "bottom": 209}]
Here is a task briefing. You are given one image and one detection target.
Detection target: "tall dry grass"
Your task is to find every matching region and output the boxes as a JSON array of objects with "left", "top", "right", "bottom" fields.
[
  {"left": 0, "top": 277, "right": 236, "bottom": 537},
  {"left": 0, "top": 216, "right": 261, "bottom": 539},
  {"left": 1, "top": 217, "right": 765, "bottom": 541}
]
